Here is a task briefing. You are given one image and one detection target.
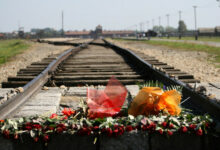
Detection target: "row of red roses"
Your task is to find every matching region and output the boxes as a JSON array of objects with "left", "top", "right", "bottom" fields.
[
  {"left": 1, "top": 120, "right": 208, "bottom": 142},
  {"left": 0, "top": 107, "right": 212, "bottom": 143}
]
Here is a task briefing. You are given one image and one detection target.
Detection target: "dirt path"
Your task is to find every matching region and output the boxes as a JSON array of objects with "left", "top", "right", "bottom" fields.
[{"left": 109, "top": 39, "right": 220, "bottom": 83}]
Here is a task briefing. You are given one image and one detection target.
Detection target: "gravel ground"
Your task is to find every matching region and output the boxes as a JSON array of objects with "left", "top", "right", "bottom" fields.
[
  {"left": 0, "top": 41, "right": 71, "bottom": 87},
  {"left": 109, "top": 39, "right": 220, "bottom": 83}
]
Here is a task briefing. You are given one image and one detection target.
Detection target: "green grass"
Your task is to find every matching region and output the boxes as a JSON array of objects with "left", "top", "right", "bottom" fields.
[
  {"left": 0, "top": 39, "right": 31, "bottom": 65},
  {"left": 152, "top": 36, "right": 220, "bottom": 42},
  {"left": 114, "top": 38, "right": 220, "bottom": 67}
]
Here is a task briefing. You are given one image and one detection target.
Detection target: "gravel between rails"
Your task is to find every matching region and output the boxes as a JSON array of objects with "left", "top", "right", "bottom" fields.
[
  {"left": 0, "top": 41, "right": 71, "bottom": 87},
  {"left": 109, "top": 39, "right": 220, "bottom": 83}
]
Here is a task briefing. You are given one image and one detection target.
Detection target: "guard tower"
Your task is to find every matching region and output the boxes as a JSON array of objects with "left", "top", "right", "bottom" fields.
[{"left": 94, "top": 25, "right": 103, "bottom": 39}]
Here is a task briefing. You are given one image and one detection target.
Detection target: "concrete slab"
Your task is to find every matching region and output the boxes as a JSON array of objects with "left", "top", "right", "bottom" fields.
[
  {"left": 66, "top": 87, "right": 87, "bottom": 96},
  {"left": 13, "top": 88, "right": 61, "bottom": 118},
  {"left": 25, "top": 97, "right": 60, "bottom": 106},
  {"left": 126, "top": 85, "right": 139, "bottom": 97}
]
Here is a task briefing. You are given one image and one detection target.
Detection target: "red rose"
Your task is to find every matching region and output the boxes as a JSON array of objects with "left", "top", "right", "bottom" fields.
[
  {"left": 158, "top": 129, "right": 163, "bottom": 135},
  {"left": 25, "top": 125, "right": 32, "bottom": 130},
  {"left": 118, "top": 126, "right": 124, "bottom": 136},
  {"left": 196, "top": 128, "right": 203, "bottom": 136},
  {"left": 126, "top": 125, "right": 133, "bottom": 132},
  {"left": 34, "top": 137, "right": 39, "bottom": 142},
  {"left": 48, "top": 126, "right": 54, "bottom": 131},
  {"left": 106, "top": 128, "right": 113, "bottom": 137},
  {"left": 3, "top": 130, "right": 10, "bottom": 139},
  {"left": 149, "top": 122, "right": 156, "bottom": 131},
  {"left": 57, "top": 124, "right": 66, "bottom": 130},
  {"left": 114, "top": 129, "right": 119, "bottom": 134},
  {"left": 93, "top": 126, "right": 99, "bottom": 131},
  {"left": 169, "top": 123, "right": 174, "bottom": 129},
  {"left": 56, "top": 127, "right": 63, "bottom": 133},
  {"left": 78, "top": 127, "right": 91, "bottom": 136},
  {"left": 43, "top": 134, "right": 49, "bottom": 142},
  {"left": 33, "top": 124, "right": 42, "bottom": 130},
  {"left": 167, "top": 130, "right": 173, "bottom": 136},
  {"left": 189, "top": 124, "right": 196, "bottom": 130},
  {"left": 205, "top": 123, "right": 209, "bottom": 128},
  {"left": 142, "top": 125, "right": 148, "bottom": 131},
  {"left": 162, "top": 122, "right": 167, "bottom": 128},
  {"left": 181, "top": 126, "right": 188, "bottom": 133}
]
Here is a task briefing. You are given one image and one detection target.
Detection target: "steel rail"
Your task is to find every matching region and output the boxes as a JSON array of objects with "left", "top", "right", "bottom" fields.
[
  {"left": 0, "top": 43, "right": 88, "bottom": 119},
  {"left": 104, "top": 39, "right": 220, "bottom": 120}
]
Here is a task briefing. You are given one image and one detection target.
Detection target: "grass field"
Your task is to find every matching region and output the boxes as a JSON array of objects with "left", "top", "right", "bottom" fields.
[
  {"left": 152, "top": 36, "right": 220, "bottom": 43},
  {"left": 0, "top": 39, "right": 31, "bottom": 65},
  {"left": 114, "top": 38, "right": 220, "bottom": 67}
]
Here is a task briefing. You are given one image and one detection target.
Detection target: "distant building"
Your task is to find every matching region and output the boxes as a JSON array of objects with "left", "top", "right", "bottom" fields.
[
  {"left": 65, "top": 31, "right": 91, "bottom": 38},
  {"left": 65, "top": 25, "right": 135, "bottom": 38},
  {"left": 215, "top": 26, "right": 220, "bottom": 36},
  {"left": 198, "top": 28, "right": 215, "bottom": 36},
  {"left": 0, "top": 33, "right": 4, "bottom": 39},
  {"left": 198, "top": 26, "right": 220, "bottom": 36}
]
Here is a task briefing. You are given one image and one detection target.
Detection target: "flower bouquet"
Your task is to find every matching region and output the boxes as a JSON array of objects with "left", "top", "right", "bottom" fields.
[{"left": 0, "top": 77, "right": 218, "bottom": 145}]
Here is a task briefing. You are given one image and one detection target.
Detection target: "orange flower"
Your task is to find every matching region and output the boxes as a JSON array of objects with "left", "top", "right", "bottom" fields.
[
  {"left": 128, "top": 87, "right": 163, "bottom": 116},
  {"left": 128, "top": 87, "right": 181, "bottom": 116},
  {"left": 156, "top": 90, "right": 181, "bottom": 115},
  {"left": 0, "top": 120, "right": 4, "bottom": 123}
]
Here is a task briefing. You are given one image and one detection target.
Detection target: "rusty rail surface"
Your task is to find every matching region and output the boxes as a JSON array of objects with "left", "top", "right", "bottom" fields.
[
  {"left": 104, "top": 39, "right": 220, "bottom": 120},
  {"left": 0, "top": 43, "right": 88, "bottom": 119}
]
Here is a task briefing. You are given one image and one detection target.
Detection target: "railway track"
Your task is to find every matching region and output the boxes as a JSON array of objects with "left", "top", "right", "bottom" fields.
[{"left": 0, "top": 39, "right": 219, "bottom": 120}]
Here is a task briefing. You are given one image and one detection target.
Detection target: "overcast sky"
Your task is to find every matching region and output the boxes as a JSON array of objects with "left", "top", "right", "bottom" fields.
[{"left": 0, "top": 0, "right": 219, "bottom": 32}]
